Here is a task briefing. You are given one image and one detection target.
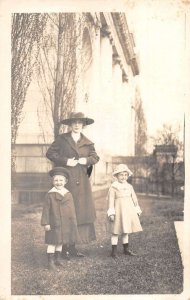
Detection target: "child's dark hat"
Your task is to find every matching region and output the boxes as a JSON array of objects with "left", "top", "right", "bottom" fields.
[
  {"left": 61, "top": 112, "right": 94, "bottom": 125},
  {"left": 49, "top": 167, "right": 70, "bottom": 179}
]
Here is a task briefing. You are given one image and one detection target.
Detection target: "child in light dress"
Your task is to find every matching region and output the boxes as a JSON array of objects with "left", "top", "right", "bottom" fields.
[
  {"left": 41, "top": 167, "right": 79, "bottom": 270},
  {"left": 107, "top": 164, "right": 143, "bottom": 258}
]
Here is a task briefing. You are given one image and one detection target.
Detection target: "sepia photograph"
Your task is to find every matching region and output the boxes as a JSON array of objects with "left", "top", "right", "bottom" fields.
[{"left": 0, "top": 0, "right": 190, "bottom": 298}]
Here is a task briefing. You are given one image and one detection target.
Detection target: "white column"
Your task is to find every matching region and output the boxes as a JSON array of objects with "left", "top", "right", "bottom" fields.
[
  {"left": 112, "top": 61, "right": 122, "bottom": 103},
  {"left": 122, "top": 79, "right": 132, "bottom": 156},
  {"left": 85, "top": 26, "right": 101, "bottom": 140},
  {"left": 97, "top": 30, "right": 113, "bottom": 155},
  {"left": 127, "top": 75, "right": 136, "bottom": 156},
  {"left": 130, "top": 102, "right": 136, "bottom": 156},
  {"left": 112, "top": 60, "right": 123, "bottom": 155},
  {"left": 100, "top": 35, "right": 113, "bottom": 108}
]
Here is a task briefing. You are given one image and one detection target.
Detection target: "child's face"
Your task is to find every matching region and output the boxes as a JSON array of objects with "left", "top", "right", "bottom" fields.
[
  {"left": 116, "top": 171, "right": 129, "bottom": 183},
  {"left": 53, "top": 175, "right": 67, "bottom": 190}
]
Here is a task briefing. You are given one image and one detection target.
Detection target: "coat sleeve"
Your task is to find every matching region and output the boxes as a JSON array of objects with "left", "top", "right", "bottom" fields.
[
  {"left": 131, "top": 185, "right": 138, "bottom": 206},
  {"left": 107, "top": 186, "right": 116, "bottom": 217},
  {"left": 86, "top": 143, "right": 99, "bottom": 166},
  {"left": 46, "top": 136, "right": 68, "bottom": 166},
  {"left": 41, "top": 194, "right": 51, "bottom": 226}
]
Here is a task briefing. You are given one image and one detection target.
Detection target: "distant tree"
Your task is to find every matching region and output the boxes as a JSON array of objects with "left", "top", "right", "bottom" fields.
[
  {"left": 134, "top": 87, "right": 147, "bottom": 156},
  {"left": 151, "top": 123, "right": 184, "bottom": 196},
  {"left": 152, "top": 123, "right": 183, "bottom": 161}
]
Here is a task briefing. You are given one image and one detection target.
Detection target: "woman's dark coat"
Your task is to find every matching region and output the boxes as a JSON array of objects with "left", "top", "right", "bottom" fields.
[
  {"left": 41, "top": 190, "right": 79, "bottom": 245},
  {"left": 46, "top": 132, "right": 99, "bottom": 226}
]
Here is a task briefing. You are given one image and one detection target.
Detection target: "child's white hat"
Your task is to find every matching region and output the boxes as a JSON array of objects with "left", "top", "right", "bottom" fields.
[{"left": 112, "top": 164, "right": 133, "bottom": 176}]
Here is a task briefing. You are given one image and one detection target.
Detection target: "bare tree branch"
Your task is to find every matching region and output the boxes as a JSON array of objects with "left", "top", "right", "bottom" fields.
[
  {"left": 36, "top": 13, "right": 86, "bottom": 139},
  {"left": 11, "top": 13, "right": 48, "bottom": 171}
]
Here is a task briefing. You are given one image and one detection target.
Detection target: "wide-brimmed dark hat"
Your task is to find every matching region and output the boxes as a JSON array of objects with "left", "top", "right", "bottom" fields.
[
  {"left": 49, "top": 167, "right": 70, "bottom": 179},
  {"left": 61, "top": 112, "right": 94, "bottom": 125}
]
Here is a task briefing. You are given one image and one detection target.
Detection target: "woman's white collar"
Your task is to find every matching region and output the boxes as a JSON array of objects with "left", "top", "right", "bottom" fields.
[{"left": 71, "top": 132, "right": 81, "bottom": 142}]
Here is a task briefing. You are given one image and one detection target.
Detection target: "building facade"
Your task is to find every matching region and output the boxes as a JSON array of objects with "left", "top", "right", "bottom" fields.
[{"left": 14, "top": 12, "right": 139, "bottom": 187}]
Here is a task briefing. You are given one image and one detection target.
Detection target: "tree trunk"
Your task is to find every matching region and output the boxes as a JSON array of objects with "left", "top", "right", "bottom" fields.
[{"left": 54, "top": 13, "right": 65, "bottom": 138}]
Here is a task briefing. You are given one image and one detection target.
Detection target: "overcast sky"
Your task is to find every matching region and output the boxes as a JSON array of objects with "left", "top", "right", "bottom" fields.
[{"left": 126, "top": 0, "right": 188, "bottom": 140}]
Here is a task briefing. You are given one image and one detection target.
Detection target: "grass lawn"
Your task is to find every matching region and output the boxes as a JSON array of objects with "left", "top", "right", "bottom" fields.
[{"left": 11, "top": 193, "right": 184, "bottom": 295}]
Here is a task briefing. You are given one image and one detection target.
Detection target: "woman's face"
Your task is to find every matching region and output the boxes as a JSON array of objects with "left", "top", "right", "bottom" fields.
[
  {"left": 116, "top": 171, "right": 129, "bottom": 183},
  {"left": 70, "top": 119, "right": 84, "bottom": 133},
  {"left": 53, "top": 175, "right": 67, "bottom": 190}
]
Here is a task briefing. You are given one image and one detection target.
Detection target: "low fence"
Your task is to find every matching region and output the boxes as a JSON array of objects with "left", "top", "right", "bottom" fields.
[
  {"left": 12, "top": 173, "right": 52, "bottom": 204},
  {"left": 111, "top": 156, "right": 184, "bottom": 197},
  {"left": 11, "top": 171, "right": 109, "bottom": 204},
  {"left": 129, "top": 176, "right": 183, "bottom": 196},
  {"left": 12, "top": 144, "right": 110, "bottom": 204},
  {"left": 12, "top": 147, "right": 184, "bottom": 204}
]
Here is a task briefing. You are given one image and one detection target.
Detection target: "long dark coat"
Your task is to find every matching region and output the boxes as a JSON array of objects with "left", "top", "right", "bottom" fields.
[
  {"left": 41, "top": 189, "right": 79, "bottom": 245},
  {"left": 46, "top": 132, "right": 99, "bottom": 226}
]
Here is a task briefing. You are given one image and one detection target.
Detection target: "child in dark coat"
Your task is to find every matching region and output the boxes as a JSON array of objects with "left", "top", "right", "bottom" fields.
[{"left": 41, "top": 167, "right": 79, "bottom": 270}]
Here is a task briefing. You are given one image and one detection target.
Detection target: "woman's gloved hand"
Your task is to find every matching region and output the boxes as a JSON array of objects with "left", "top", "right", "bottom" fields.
[
  {"left": 109, "top": 215, "right": 115, "bottom": 222},
  {"left": 78, "top": 157, "right": 87, "bottom": 165},
  {"left": 44, "top": 225, "right": 51, "bottom": 231},
  {"left": 67, "top": 157, "right": 78, "bottom": 167}
]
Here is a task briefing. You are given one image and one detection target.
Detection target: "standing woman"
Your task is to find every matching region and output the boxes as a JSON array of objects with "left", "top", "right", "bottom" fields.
[{"left": 46, "top": 112, "right": 99, "bottom": 257}]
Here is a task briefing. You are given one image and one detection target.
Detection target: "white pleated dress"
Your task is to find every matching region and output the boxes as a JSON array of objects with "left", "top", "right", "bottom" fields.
[{"left": 107, "top": 181, "right": 143, "bottom": 235}]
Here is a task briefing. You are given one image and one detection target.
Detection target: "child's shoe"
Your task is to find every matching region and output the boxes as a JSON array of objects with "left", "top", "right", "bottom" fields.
[
  {"left": 123, "top": 243, "right": 137, "bottom": 256},
  {"left": 47, "top": 253, "right": 56, "bottom": 270},
  {"left": 124, "top": 249, "right": 137, "bottom": 256},
  {"left": 110, "top": 245, "right": 118, "bottom": 258},
  {"left": 62, "top": 244, "right": 71, "bottom": 260},
  {"left": 62, "top": 246, "right": 70, "bottom": 260},
  {"left": 62, "top": 250, "right": 70, "bottom": 260},
  {"left": 55, "top": 251, "right": 64, "bottom": 266},
  {"left": 69, "top": 244, "right": 85, "bottom": 257}
]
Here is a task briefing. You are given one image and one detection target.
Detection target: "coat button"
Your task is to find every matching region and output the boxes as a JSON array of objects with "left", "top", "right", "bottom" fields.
[{"left": 76, "top": 181, "right": 79, "bottom": 185}]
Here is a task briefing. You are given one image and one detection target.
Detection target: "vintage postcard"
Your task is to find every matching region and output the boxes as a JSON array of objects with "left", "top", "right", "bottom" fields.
[{"left": 0, "top": 0, "right": 190, "bottom": 299}]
